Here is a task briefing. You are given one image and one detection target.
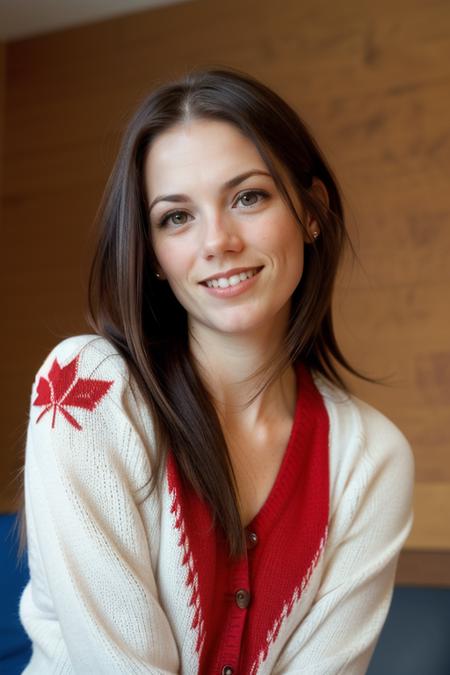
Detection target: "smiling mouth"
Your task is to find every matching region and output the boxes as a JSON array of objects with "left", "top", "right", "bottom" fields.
[{"left": 202, "top": 267, "right": 263, "bottom": 289}]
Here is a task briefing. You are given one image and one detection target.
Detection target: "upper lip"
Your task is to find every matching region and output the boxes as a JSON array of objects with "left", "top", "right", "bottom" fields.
[{"left": 199, "top": 266, "right": 263, "bottom": 284}]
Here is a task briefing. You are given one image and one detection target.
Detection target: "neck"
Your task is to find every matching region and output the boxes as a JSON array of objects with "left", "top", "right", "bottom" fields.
[{"left": 189, "top": 316, "right": 296, "bottom": 430}]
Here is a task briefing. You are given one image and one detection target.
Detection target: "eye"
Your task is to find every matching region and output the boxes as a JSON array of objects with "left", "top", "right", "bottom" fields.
[
  {"left": 235, "top": 189, "right": 268, "bottom": 208},
  {"left": 158, "top": 210, "right": 191, "bottom": 228}
]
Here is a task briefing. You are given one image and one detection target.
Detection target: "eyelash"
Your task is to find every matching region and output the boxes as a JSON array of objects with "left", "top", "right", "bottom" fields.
[{"left": 157, "top": 189, "right": 269, "bottom": 229}]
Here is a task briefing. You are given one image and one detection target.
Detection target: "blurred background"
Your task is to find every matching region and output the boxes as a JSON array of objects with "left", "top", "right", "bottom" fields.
[{"left": 0, "top": 0, "right": 449, "bottom": 672}]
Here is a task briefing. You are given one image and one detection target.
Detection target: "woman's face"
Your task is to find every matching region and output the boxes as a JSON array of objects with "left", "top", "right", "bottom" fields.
[{"left": 145, "top": 118, "right": 313, "bottom": 342}]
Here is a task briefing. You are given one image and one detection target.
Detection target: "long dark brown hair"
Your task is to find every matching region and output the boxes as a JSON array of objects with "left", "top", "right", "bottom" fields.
[{"left": 87, "top": 67, "right": 360, "bottom": 557}]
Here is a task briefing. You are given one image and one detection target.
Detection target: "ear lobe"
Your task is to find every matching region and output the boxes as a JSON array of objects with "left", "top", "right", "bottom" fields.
[
  {"left": 305, "top": 217, "right": 320, "bottom": 243},
  {"left": 304, "top": 178, "right": 328, "bottom": 243}
]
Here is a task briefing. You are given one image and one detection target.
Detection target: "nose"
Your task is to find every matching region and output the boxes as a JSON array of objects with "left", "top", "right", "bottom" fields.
[{"left": 201, "top": 212, "right": 244, "bottom": 260}]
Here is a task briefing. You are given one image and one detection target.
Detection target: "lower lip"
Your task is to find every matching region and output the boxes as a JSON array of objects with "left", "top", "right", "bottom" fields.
[{"left": 201, "top": 269, "right": 262, "bottom": 298}]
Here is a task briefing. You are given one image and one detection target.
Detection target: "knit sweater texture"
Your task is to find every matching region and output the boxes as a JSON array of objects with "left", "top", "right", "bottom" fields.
[{"left": 19, "top": 335, "right": 414, "bottom": 674}]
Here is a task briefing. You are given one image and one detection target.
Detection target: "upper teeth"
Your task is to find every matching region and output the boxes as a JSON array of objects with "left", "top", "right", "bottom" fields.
[{"left": 206, "top": 269, "right": 258, "bottom": 288}]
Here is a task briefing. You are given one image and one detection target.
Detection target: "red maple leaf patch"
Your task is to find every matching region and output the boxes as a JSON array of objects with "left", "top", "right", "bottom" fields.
[{"left": 33, "top": 353, "right": 113, "bottom": 430}]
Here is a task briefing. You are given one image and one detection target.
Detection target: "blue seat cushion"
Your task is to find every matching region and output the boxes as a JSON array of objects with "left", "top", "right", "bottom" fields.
[
  {"left": 368, "top": 585, "right": 450, "bottom": 675},
  {"left": 0, "top": 513, "right": 32, "bottom": 674}
]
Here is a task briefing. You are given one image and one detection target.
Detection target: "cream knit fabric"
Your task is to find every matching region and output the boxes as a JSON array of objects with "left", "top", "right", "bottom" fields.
[{"left": 20, "top": 335, "right": 414, "bottom": 674}]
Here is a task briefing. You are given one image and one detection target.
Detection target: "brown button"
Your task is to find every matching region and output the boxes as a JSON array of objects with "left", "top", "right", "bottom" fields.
[
  {"left": 235, "top": 588, "right": 251, "bottom": 609},
  {"left": 246, "top": 530, "right": 258, "bottom": 549},
  {"left": 222, "top": 668, "right": 234, "bottom": 675}
]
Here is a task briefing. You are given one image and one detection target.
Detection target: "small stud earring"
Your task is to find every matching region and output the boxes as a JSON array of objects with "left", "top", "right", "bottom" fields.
[
  {"left": 312, "top": 231, "right": 320, "bottom": 240},
  {"left": 155, "top": 272, "right": 161, "bottom": 279}
]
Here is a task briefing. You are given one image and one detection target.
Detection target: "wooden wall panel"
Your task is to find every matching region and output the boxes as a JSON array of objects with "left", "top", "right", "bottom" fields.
[
  {"left": 0, "top": 40, "right": 6, "bottom": 501},
  {"left": 1, "top": 0, "right": 449, "bottom": 573},
  {"left": 0, "top": 42, "right": 4, "bottom": 221}
]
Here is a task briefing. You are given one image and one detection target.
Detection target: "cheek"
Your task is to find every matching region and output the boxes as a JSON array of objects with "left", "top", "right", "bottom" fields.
[
  {"left": 261, "top": 217, "right": 304, "bottom": 264},
  {"left": 153, "top": 241, "right": 189, "bottom": 280},
  {"left": 278, "top": 226, "right": 304, "bottom": 282}
]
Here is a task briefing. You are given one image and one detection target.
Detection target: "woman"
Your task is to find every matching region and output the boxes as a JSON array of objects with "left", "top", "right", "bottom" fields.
[{"left": 19, "top": 68, "right": 414, "bottom": 674}]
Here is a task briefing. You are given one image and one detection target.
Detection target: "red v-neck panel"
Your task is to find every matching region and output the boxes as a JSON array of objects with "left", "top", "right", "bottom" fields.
[
  {"left": 238, "top": 364, "right": 329, "bottom": 672},
  {"left": 166, "top": 363, "right": 330, "bottom": 675},
  {"left": 247, "top": 361, "right": 304, "bottom": 531}
]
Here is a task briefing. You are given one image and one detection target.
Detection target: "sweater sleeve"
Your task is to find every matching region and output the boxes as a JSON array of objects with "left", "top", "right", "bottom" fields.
[
  {"left": 273, "top": 393, "right": 414, "bottom": 675},
  {"left": 19, "top": 335, "right": 180, "bottom": 674}
]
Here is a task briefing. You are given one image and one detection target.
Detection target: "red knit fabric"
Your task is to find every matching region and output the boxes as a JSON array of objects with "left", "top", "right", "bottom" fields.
[
  {"left": 33, "top": 354, "right": 113, "bottom": 430},
  {"left": 167, "top": 364, "right": 329, "bottom": 675}
]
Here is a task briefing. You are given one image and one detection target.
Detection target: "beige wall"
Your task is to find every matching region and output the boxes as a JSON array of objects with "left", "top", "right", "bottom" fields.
[{"left": 1, "top": 0, "right": 449, "bottom": 580}]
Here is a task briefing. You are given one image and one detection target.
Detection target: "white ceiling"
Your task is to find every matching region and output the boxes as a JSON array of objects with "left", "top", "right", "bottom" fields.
[{"left": 0, "top": 0, "right": 190, "bottom": 41}]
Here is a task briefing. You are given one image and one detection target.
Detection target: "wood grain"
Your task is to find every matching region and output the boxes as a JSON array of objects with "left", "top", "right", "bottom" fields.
[
  {"left": 0, "top": 42, "right": 4, "bottom": 221},
  {"left": 396, "top": 550, "right": 450, "bottom": 588},
  {"left": 406, "top": 483, "right": 450, "bottom": 550},
  {"left": 1, "top": 0, "right": 449, "bottom": 560}
]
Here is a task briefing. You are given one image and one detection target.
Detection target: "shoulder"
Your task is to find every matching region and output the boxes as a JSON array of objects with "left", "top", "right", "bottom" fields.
[
  {"left": 30, "top": 334, "right": 134, "bottom": 428},
  {"left": 32, "top": 334, "right": 129, "bottom": 384},
  {"left": 312, "top": 374, "right": 414, "bottom": 521},
  {"left": 30, "top": 333, "right": 144, "bottom": 413},
  {"left": 28, "top": 334, "right": 155, "bottom": 479},
  {"left": 313, "top": 373, "right": 413, "bottom": 469}
]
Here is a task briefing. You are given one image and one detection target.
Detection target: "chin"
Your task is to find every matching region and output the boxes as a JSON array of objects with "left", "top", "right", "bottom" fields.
[
  {"left": 213, "top": 314, "right": 272, "bottom": 336},
  {"left": 192, "top": 304, "right": 285, "bottom": 337}
]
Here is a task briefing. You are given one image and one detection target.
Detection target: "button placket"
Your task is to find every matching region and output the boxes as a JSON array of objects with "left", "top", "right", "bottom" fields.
[{"left": 213, "top": 548, "right": 250, "bottom": 674}]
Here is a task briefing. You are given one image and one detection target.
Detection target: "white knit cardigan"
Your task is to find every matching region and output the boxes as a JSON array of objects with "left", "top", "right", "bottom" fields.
[{"left": 20, "top": 334, "right": 414, "bottom": 674}]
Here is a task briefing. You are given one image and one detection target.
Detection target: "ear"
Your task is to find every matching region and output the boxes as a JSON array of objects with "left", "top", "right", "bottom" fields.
[{"left": 305, "top": 178, "right": 329, "bottom": 243}]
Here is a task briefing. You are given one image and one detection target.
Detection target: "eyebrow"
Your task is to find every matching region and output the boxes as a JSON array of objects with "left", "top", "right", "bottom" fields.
[{"left": 147, "top": 169, "right": 272, "bottom": 214}]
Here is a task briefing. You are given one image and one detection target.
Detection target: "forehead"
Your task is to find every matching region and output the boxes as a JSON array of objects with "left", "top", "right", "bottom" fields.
[{"left": 144, "top": 119, "right": 267, "bottom": 193}]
